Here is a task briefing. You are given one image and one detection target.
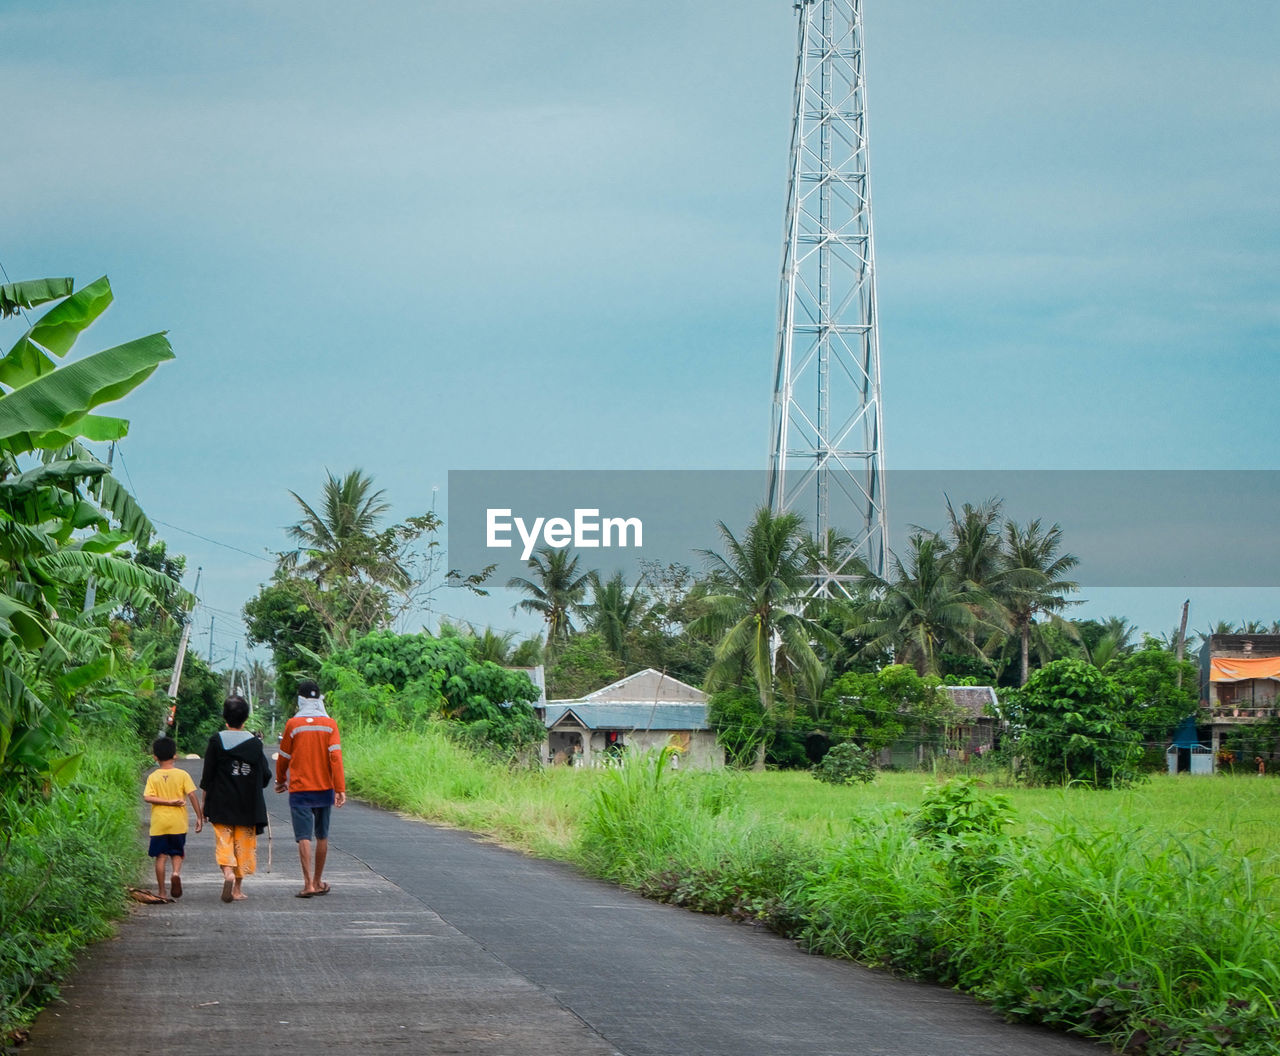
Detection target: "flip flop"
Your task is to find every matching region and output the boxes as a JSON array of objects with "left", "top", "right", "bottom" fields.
[
  {"left": 314, "top": 883, "right": 331, "bottom": 896},
  {"left": 220, "top": 879, "right": 234, "bottom": 903},
  {"left": 295, "top": 890, "right": 314, "bottom": 898},
  {"left": 170, "top": 876, "right": 182, "bottom": 899}
]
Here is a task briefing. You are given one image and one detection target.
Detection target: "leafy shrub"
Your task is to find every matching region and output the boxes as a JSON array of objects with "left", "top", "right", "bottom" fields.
[
  {"left": 812, "top": 741, "right": 878, "bottom": 785},
  {"left": 1, "top": 741, "right": 141, "bottom": 1037}
]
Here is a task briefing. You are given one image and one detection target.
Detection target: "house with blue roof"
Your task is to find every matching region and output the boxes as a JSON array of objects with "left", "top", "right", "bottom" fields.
[{"left": 539, "top": 668, "right": 723, "bottom": 769}]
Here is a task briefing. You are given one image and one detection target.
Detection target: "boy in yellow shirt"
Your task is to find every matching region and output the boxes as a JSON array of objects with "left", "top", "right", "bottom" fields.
[{"left": 143, "top": 736, "right": 204, "bottom": 900}]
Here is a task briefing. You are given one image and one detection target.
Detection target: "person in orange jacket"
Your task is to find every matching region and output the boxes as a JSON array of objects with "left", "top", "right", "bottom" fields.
[{"left": 275, "top": 679, "right": 346, "bottom": 897}]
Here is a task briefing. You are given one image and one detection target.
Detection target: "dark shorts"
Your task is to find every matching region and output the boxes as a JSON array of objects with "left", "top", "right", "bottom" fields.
[
  {"left": 289, "top": 790, "right": 335, "bottom": 842},
  {"left": 148, "top": 833, "right": 187, "bottom": 858}
]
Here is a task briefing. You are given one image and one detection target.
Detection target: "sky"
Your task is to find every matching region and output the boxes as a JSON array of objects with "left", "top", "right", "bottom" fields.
[{"left": 3, "top": 0, "right": 1278, "bottom": 670}]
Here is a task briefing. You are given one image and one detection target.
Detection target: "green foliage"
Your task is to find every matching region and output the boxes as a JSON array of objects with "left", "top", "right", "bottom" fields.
[
  {"left": 707, "top": 687, "right": 766, "bottom": 769},
  {"left": 545, "top": 632, "right": 622, "bottom": 699},
  {"left": 1007, "top": 659, "right": 1143, "bottom": 788},
  {"left": 321, "top": 630, "right": 542, "bottom": 755},
  {"left": 0, "top": 739, "right": 141, "bottom": 1036},
  {"left": 1105, "top": 644, "right": 1199, "bottom": 740},
  {"left": 243, "top": 573, "right": 328, "bottom": 698},
  {"left": 817, "top": 663, "right": 959, "bottom": 757},
  {"left": 812, "top": 741, "right": 878, "bottom": 785},
  {"left": 0, "top": 274, "right": 177, "bottom": 795}
]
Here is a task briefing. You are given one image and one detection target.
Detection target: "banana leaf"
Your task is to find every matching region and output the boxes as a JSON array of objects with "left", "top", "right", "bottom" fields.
[
  {"left": 0, "top": 458, "right": 109, "bottom": 499},
  {"left": 0, "top": 332, "right": 173, "bottom": 446},
  {"left": 0, "top": 278, "right": 72, "bottom": 318}
]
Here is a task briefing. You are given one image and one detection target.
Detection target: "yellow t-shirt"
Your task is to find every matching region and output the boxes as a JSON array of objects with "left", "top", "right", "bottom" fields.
[{"left": 145, "top": 767, "right": 196, "bottom": 835}]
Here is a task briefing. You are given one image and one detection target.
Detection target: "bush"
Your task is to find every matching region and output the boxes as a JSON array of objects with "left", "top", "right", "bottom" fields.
[
  {"left": 1, "top": 740, "right": 141, "bottom": 1037},
  {"left": 812, "top": 742, "right": 878, "bottom": 785}
]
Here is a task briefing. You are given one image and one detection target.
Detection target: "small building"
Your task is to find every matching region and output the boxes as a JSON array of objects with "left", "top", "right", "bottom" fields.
[
  {"left": 539, "top": 668, "right": 723, "bottom": 769},
  {"left": 1199, "top": 634, "right": 1280, "bottom": 769},
  {"left": 880, "top": 685, "right": 1000, "bottom": 768},
  {"left": 945, "top": 685, "right": 1001, "bottom": 756}
]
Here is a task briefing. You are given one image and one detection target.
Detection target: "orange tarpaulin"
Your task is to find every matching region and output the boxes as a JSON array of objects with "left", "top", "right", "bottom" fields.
[{"left": 1209, "top": 656, "right": 1280, "bottom": 683}]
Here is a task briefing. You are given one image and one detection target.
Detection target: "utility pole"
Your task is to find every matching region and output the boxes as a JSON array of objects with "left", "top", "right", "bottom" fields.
[
  {"left": 768, "top": 0, "right": 888, "bottom": 594},
  {"left": 1175, "top": 599, "right": 1191, "bottom": 688},
  {"left": 164, "top": 566, "right": 201, "bottom": 736},
  {"left": 208, "top": 616, "right": 215, "bottom": 664},
  {"left": 227, "top": 641, "right": 239, "bottom": 695}
]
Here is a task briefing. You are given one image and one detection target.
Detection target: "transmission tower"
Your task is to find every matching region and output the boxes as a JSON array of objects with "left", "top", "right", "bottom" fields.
[{"left": 768, "top": 0, "right": 888, "bottom": 592}]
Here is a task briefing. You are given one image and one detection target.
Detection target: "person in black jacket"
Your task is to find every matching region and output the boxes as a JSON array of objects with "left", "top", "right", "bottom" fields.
[{"left": 200, "top": 696, "right": 271, "bottom": 903}]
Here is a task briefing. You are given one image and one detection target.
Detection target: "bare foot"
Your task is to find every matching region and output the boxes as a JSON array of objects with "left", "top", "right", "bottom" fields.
[{"left": 232, "top": 892, "right": 249, "bottom": 901}]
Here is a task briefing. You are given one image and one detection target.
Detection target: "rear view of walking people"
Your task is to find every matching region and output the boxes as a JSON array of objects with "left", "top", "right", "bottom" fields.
[
  {"left": 200, "top": 695, "right": 271, "bottom": 903},
  {"left": 275, "top": 679, "right": 346, "bottom": 898}
]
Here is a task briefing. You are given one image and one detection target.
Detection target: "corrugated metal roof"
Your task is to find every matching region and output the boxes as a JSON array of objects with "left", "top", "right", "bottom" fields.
[
  {"left": 544, "top": 702, "right": 710, "bottom": 731},
  {"left": 943, "top": 685, "right": 998, "bottom": 719},
  {"left": 580, "top": 668, "right": 706, "bottom": 703}
]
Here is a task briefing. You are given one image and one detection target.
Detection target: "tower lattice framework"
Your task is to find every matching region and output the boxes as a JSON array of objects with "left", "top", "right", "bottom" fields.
[{"left": 768, "top": 0, "right": 888, "bottom": 591}]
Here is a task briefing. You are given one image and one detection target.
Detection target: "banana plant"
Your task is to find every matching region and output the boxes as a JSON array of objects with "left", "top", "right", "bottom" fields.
[{"left": 0, "top": 275, "right": 181, "bottom": 793}]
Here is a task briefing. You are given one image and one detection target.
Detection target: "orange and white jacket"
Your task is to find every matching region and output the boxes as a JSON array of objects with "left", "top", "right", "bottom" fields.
[{"left": 276, "top": 704, "right": 345, "bottom": 794}]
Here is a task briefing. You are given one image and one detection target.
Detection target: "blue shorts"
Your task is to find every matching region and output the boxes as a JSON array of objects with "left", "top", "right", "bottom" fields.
[
  {"left": 148, "top": 833, "right": 187, "bottom": 858},
  {"left": 289, "top": 790, "right": 335, "bottom": 842}
]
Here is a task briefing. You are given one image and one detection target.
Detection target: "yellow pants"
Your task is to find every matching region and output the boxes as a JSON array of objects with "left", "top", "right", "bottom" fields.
[{"left": 212, "top": 824, "right": 257, "bottom": 878}]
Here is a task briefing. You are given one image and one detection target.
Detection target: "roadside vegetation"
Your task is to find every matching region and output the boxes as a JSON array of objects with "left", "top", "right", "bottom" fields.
[
  {"left": 0, "top": 276, "right": 191, "bottom": 1040},
  {"left": 342, "top": 723, "right": 1280, "bottom": 1055}
]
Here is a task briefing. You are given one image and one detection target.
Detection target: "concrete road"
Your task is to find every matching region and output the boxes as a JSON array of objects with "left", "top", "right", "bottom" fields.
[{"left": 23, "top": 792, "right": 1105, "bottom": 1056}]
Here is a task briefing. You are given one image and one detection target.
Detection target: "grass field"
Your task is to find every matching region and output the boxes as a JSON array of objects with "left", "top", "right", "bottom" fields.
[{"left": 342, "top": 723, "right": 1280, "bottom": 1054}]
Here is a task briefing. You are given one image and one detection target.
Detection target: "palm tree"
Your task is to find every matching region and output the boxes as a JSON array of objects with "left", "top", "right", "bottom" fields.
[
  {"left": 284, "top": 469, "right": 406, "bottom": 588},
  {"left": 844, "top": 532, "right": 997, "bottom": 677},
  {"left": 692, "top": 507, "right": 835, "bottom": 770},
  {"left": 999, "top": 519, "right": 1080, "bottom": 685},
  {"left": 1086, "top": 616, "right": 1137, "bottom": 668},
  {"left": 943, "top": 496, "right": 1004, "bottom": 591},
  {"left": 280, "top": 469, "right": 409, "bottom": 644},
  {"left": 507, "top": 548, "right": 591, "bottom": 654},
  {"left": 578, "top": 571, "right": 648, "bottom": 663}
]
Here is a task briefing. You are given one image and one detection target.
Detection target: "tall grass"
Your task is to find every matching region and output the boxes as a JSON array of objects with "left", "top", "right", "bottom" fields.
[
  {"left": 343, "top": 726, "right": 1280, "bottom": 1054},
  {"left": 0, "top": 737, "right": 143, "bottom": 1038}
]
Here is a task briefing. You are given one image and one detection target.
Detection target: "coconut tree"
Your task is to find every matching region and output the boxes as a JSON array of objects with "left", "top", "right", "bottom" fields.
[
  {"left": 280, "top": 469, "right": 412, "bottom": 644},
  {"left": 998, "top": 519, "right": 1081, "bottom": 685},
  {"left": 843, "top": 532, "right": 997, "bottom": 677},
  {"left": 578, "top": 570, "right": 648, "bottom": 663},
  {"left": 507, "top": 547, "right": 590, "bottom": 655},
  {"left": 692, "top": 507, "right": 835, "bottom": 770}
]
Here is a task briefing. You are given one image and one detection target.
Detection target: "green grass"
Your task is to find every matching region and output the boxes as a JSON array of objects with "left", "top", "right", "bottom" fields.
[
  {"left": 342, "top": 724, "right": 1280, "bottom": 1054},
  {"left": 1, "top": 737, "right": 145, "bottom": 1040}
]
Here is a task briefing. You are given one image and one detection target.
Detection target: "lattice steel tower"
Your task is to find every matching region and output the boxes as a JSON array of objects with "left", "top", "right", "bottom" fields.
[{"left": 768, "top": 0, "right": 887, "bottom": 591}]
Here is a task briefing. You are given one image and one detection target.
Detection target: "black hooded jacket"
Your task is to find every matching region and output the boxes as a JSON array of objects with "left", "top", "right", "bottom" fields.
[{"left": 200, "top": 729, "right": 271, "bottom": 834}]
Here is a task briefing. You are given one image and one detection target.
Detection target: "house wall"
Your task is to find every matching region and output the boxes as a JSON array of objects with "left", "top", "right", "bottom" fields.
[
  {"left": 545, "top": 727, "right": 724, "bottom": 768},
  {"left": 598, "top": 729, "right": 723, "bottom": 769}
]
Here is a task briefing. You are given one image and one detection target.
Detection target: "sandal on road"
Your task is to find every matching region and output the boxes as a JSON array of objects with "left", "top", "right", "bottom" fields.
[
  {"left": 295, "top": 889, "right": 314, "bottom": 898},
  {"left": 220, "top": 879, "right": 234, "bottom": 903},
  {"left": 314, "top": 883, "right": 331, "bottom": 896},
  {"left": 170, "top": 876, "right": 182, "bottom": 899}
]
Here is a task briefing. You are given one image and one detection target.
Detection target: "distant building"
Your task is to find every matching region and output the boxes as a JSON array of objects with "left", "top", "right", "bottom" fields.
[
  {"left": 1198, "top": 634, "right": 1280, "bottom": 770},
  {"left": 539, "top": 668, "right": 723, "bottom": 769}
]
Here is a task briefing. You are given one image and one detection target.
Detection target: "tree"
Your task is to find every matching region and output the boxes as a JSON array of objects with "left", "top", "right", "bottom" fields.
[
  {"left": 545, "top": 632, "right": 623, "bottom": 699},
  {"left": 278, "top": 469, "right": 429, "bottom": 645},
  {"left": 1105, "top": 645, "right": 1198, "bottom": 742},
  {"left": 1, "top": 274, "right": 181, "bottom": 793},
  {"left": 1006, "top": 658, "right": 1142, "bottom": 788},
  {"left": 243, "top": 573, "right": 328, "bottom": 699},
  {"left": 507, "top": 547, "right": 590, "bottom": 654},
  {"left": 320, "top": 630, "right": 543, "bottom": 754},
  {"left": 817, "top": 663, "right": 960, "bottom": 760},
  {"left": 843, "top": 533, "right": 996, "bottom": 677},
  {"left": 998, "top": 519, "right": 1081, "bottom": 686},
  {"left": 578, "top": 570, "right": 647, "bottom": 663},
  {"left": 692, "top": 507, "right": 835, "bottom": 770}
]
